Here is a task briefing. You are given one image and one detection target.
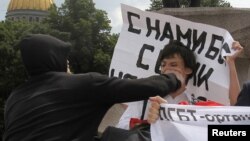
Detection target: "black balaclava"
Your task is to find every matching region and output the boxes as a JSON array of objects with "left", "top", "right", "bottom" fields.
[{"left": 19, "top": 34, "right": 71, "bottom": 76}]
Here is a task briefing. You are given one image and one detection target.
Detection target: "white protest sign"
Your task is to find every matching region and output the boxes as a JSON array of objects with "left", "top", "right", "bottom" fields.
[
  {"left": 109, "top": 4, "right": 237, "bottom": 105},
  {"left": 151, "top": 104, "right": 250, "bottom": 141}
]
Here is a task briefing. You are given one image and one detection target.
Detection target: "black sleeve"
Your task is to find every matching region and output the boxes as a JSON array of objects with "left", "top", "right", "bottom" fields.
[
  {"left": 89, "top": 72, "right": 180, "bottom": 104},
  {"left": 235, "top": 82, "right": 250, "bottom": 106}
]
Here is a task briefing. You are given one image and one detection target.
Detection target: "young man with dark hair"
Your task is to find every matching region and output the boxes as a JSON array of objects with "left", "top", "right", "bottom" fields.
[
  {"left": 147, "top": 41, "right": 243, "bottom": 123},
  {"left": 117, "top": 40, "right": 197, "bottom": 129}
]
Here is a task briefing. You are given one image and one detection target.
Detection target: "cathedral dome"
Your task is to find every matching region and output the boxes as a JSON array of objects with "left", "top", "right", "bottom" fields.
[
  {"left": 7, "top": 0, "right": 54, "bottom": 12},
  {"left": 6, "top": 0, "right": 54, "bottom": 22}
]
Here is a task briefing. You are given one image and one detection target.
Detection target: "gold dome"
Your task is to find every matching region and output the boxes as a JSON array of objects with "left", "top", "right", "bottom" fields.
[{"left": 7, "top": 0, "right": 54, "bottom": 12}]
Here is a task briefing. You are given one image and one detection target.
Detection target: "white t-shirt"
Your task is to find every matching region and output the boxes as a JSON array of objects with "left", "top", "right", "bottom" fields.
[{"left": 116, "top": 93, "right": 190, "bottom": 129}]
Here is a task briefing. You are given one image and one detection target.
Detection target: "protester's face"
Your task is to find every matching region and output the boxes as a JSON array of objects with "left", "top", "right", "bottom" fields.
[{"left": 160, "top": 54, "right": 192, "bottom": 82}]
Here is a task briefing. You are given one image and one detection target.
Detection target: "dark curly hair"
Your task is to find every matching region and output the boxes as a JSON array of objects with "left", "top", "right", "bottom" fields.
[{"left": 160, "top": 40, "right": 197, "bottom": 83}]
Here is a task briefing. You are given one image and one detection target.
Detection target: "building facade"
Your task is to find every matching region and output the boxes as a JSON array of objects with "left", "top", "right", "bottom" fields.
[{"left": 6, "top": 0, "right": 54, "bottom": 22}]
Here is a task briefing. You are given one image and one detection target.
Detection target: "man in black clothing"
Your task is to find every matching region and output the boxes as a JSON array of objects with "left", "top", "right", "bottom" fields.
[
  {"left": 235, "top": 81, "right": 250, "bottom": 106},
  {"left": 3, "top": 34, "right": 183, "bottom": 141}
]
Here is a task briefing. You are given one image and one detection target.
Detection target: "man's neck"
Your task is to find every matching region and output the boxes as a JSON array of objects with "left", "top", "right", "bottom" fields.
[
  {"left": 170, "top": 92, "right": 182, "bottom": 99},
  {"left": 170, "top": 86, "right": 186, "bottom": 99}
]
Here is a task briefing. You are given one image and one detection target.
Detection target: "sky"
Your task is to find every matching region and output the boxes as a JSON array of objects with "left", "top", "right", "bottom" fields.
[{"left": 0, "top": 0, "right": 250, "bottom": 33}]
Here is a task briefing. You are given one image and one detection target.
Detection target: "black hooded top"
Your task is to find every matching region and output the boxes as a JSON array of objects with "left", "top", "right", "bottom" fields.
[
  {"left": 4, "top": 34, "right": 180, "bottom": 141},
  {"left": 19, "top": 34, "right": 71, "bottom": 76}
]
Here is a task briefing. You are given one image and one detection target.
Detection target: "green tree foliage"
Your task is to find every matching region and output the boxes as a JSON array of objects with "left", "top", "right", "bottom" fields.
[
  {"left": 149, "top": 0, "right": 231, "bottom": 10},
  {"left": 0, "top": 0, "right": 118, "bottom": 136},
  {"left": 46, "top": 0, "right": 118, "bottom": 73},
  {"left": 148, "top": 0, "right": 164, "bottom": 10},
  {"left": 0, "top": 21, "right": 28, "bottom": 137},
  {"left": 0, "top": 20, "right": 71, "bottom": 100},
  {"left": 202, "top": 0, "right": 231, "bottom": 7},
  {"left": 0, "top": 21, "right": 29, "bottom": 99}
]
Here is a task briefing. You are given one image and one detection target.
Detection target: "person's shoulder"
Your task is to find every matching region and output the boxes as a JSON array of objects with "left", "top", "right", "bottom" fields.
[
  {"left": 67, "top": 72, "right": 110, "bottom": 82},
  {"left": 51, "top": 72, "right": 93, "bottom": 82},
  {"left": 56, "top": 72, "right": 98, "bottom": 77},
  {"left": 88, "top": 72, "right": 104, "bottom": 76},
  {"left": 86, "top": 72, "right": 114, "bottom": 80}
]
